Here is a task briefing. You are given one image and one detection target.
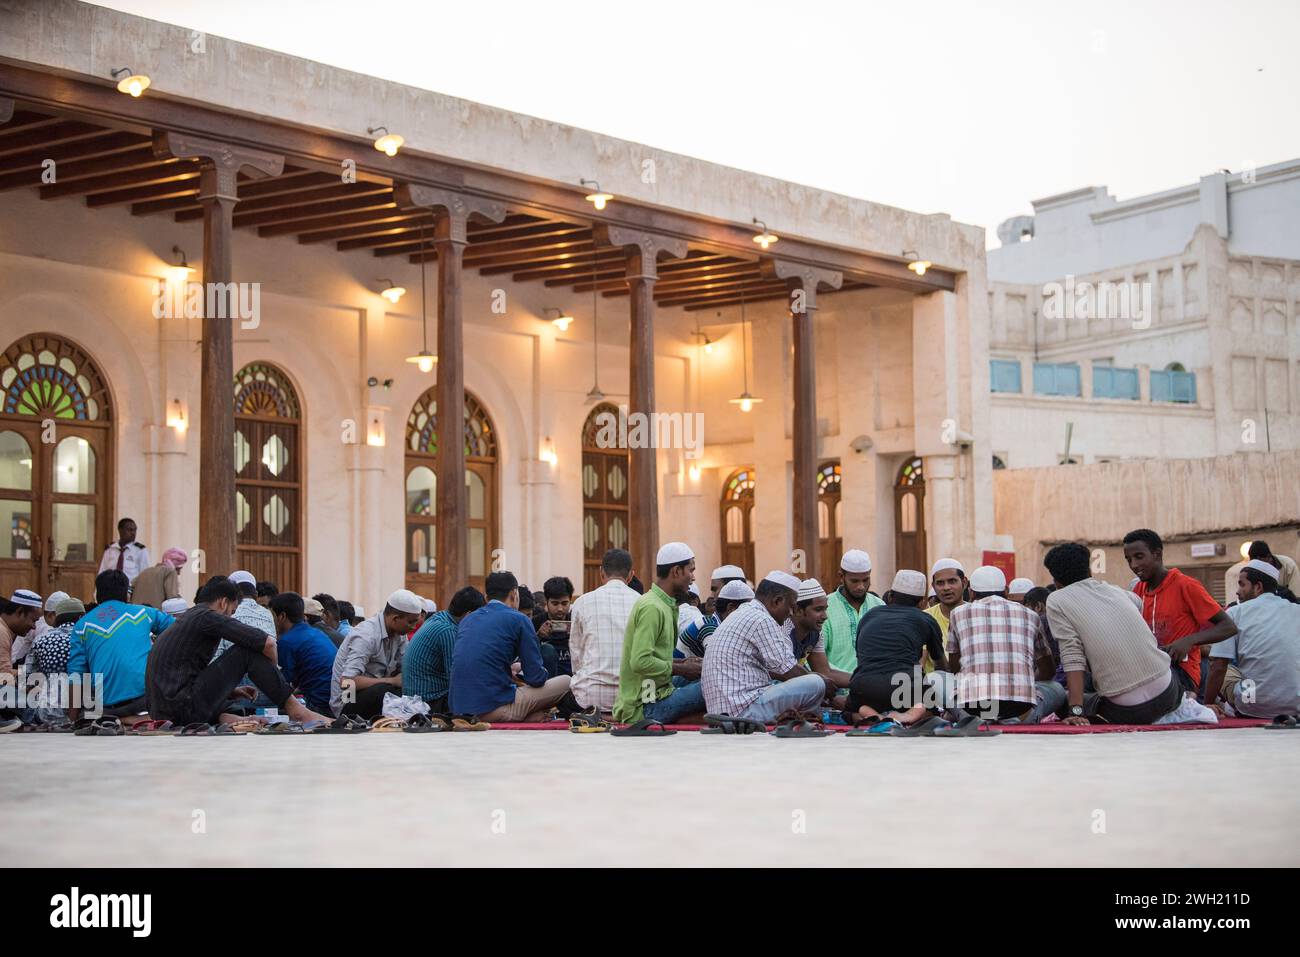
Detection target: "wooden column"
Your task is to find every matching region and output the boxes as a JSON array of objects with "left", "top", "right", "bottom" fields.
[
  {"left": 763, "top": 261, "right": 842, "bottom": 583},
  {"left": 153, "top": 132, "right": 283, "bottom": 576},
  {"left": 395, "top": 185, "right": 506, "bottom": 603},
  {"left": 594, "top": 226, "right": 687, "bottom": 583}
]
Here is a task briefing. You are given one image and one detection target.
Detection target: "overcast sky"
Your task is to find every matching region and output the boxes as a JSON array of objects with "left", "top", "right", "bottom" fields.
[{"left": 94, "top": 0, "right": 1299, "bottom": 247}]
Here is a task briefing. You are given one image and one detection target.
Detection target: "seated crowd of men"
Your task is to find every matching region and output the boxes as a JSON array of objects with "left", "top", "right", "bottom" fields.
[{"left": 0, "top": 528, "right": 1296, "bottom": 731}]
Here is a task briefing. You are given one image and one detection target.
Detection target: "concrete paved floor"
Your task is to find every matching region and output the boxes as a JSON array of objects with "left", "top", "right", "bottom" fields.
[{"left": 2, "top": 729, "right": 1297, "bottom": 867}]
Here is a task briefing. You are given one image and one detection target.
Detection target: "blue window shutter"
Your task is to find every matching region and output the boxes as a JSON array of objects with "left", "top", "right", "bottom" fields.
[{"left": 1151, "top": 370, "right": 1170, "bottom": 402}]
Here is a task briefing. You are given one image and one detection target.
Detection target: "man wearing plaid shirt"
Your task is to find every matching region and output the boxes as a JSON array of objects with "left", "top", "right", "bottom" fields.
[
  {"left": 702, "top": 571, "right": 834, "bottom": 722},
  {"left": 569, "top": 549, "right": 640, "bottom": 712},
  {"left": 946, "top": 565, "right": 1065, "bottom": 723}
]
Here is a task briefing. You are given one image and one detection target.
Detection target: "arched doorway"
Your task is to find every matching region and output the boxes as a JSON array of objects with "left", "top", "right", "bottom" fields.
[
  {"left": 894, "top": 456, "right": 927, "bottom": 573},
  {"left": 0, "top": 334, "right": 113, "bottom": 599},
  {"left": 581, "top": 402, "right": 629, "bottom": 593},
  {"left": 817, "top": 460, "right": 842, "bottom": 578},
  {"left": 405, "top": 388, "right": 498, "bottom": 597},
  {"left": 719, "top": 467, "right": 756, "bottom": 576},
  {"left": 234, "top": 362, "right": 303, "bottom": 591}
]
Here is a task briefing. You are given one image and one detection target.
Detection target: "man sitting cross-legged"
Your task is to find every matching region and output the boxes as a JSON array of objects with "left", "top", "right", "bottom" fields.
[
  {"left": 787, "top": 579, "right": 853, "bottom": 701},
  {"left": 1204, "top": 560, "right": 1300, "bottom": 720},
  {"left": 613, "top": 542, "right": 707, "bottom": 725},
  {"left": 330, "top": 589, "right": 424, "bottom": 719},
  {"left": 269, "top": 592, "right": 339, "bottom": 717},
  {"left": 450, "top": 572, "right": 571, "bottom": 722},
  {"left": 702, "top": 571, "right": 834, "bottom": 723},
  {"left": 1045, "top": 542, "right": 1213, "bottom": 726},
  {"left": 145, "top": 577, "right": 330, "bottom": 727},
  {"left": 946, "top": 566, "right": 1066, "bottom": 724},
  {"left": 569, "top": 548, "right": 640, "bottom": 713},
  {"left": 844, "top": 570, "right": 949, "bottom": 726},
  {"left": 404, "top": 586, "right": 486, "bottom": 714}
]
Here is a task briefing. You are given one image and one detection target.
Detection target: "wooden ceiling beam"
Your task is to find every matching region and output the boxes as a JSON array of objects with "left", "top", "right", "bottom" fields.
[
  {"left": 502, "top": 252, "right": 626, "bottom": 282},
  {"left": 454, "top": 241, "right": 602, "bottom": 269},
  {"left": 39, "top": 157, "right": 198, "bottom": 199},
  {"left": 0, "top": 119, "right": 104, "bottom": 156},
  {"left": 254, "top": 198, "right": 399, "bottom": 236},
  {"left": 84, "top": 175, "right": 200, "bottom": 207}
]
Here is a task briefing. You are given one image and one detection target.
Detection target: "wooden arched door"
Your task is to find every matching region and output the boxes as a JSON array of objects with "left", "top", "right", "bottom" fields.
[
  {"left": 0, "top": 334, "right": 113, "bottom": 600},
  {"left": 405, "top": 388, "right": 499, "bottom": 597},
  {"left": 894, "top": 457, "right": 927, "bottom": 573},
  {"left": 817, "top": 460, "right": 842, "bottom": 579},
  {"left": 581, "top": 403, "right": 629, "bottom": 593},
  {"left": 234, "top": 362, "right": 303, "bottom": 591},
  {"left": 719, "top": 468, "right": 756, "bottom": 576}
]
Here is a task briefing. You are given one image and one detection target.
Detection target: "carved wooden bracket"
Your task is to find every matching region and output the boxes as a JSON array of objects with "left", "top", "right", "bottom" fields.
[
  {"left": 394, "top": 183, "right": 507, "bottom": 243},
  {"left": 152, "top": 130, "right": 284, "bottom": 202},
  {"left": 761, "top": 260, "right": 843, "bottom": 313},
  {"left": 592, "top": 224, "right": 688, "bottom": 281}
]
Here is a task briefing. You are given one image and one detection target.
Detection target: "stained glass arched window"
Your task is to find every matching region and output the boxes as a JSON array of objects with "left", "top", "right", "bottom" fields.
[
  {"left": 581, "top": 403, "right": 628, "bottom": 593},
  {"left": 894, "top": 456, "right": 926, "bottom": 572},
  {"left": 1, "top": 334, "right": 113, "bottom": 600},
  {"left": 1, "top": 334, "right": 111, "bottom": 421},
  {"left": 897, "top": 457, "right": 924, "bottom": 487},
  {"left": 405, "top": 388, "right": 499, "bottom": 596},
  {"left": 720, "top": 467, "right": 756, "bottom": 575},
  {"left": 816, "top": 460, "right": 842, "bottom": 574},
  {"left": 233, "top": 362, "right": 302, "bottom": 591}
]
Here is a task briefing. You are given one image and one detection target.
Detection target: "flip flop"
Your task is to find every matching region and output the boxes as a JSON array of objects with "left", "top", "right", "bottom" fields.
[
  {"left": 890, "top": 714, "right": 952, "bottom": 737},
  {"left": 771, "top": 717, "right": 829, "bottom": 738},
  {"left": 933, "top": 714, "right": 1001, "bottom": 737},
  {"left": 256, "top": 721, "right": 306, "bottom": 735},
  {"left": 370, "top": 716, "right": 408, "bottom": 732},
  {"left": 845, "top": 718, "right": 904, "bottom": 737},
  {"left": 1264, "top": 714, "right": 1299, "bottom": 730},
  {"left": 74, "top": 718, "right": 123, "bottom": 737},
  {"left": 701, "top": 713, "right": 767, "bottom": 735},
  {"left": 451, "top": 715, "right": 491, "bottom": 731},
  {"left": 128, "top": 719, "right": 175, "bottom": 736},
  {"left": 403, "top": 713, "right": 447, "bottom": 733},
  {"left": 212, "top": 722, "right": 249, "bottom": 735},
  {"left": 179, "top": 722, "right": 216, "bottom": 736},
  {"left": 226, "top": 719, "right": 262, "bottom": 734},
  {"left": 312, "top": 715, "right": 370, "bottom": 734},
  {"left": 610, "top": 718, "right": 676, "bottom": 737}
]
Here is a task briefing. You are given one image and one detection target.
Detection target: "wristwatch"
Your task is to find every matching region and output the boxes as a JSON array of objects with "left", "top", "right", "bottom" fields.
[{"left": 1069, "top": 704, "right": 1085, "bottom": 717}]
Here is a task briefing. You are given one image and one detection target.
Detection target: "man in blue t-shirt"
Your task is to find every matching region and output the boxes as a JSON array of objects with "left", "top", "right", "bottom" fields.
[
  {"left": 68, "top": 570, "right": 173, "bottom": 719},
  {"left": 269, "top": 592, "right": 337, "bottom": 716}
]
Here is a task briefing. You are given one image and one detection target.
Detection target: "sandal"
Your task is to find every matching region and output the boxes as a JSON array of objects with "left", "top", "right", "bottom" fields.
[
  {"left": 128, "top": 719, "right": 175, "bottom": 736},
  {"left": 403, "top": 713, "right": 447, "bottom": 733},
  {"left": 226, "top": 719, "right": 262, "bottom": 734},
  {"left": 1265, "top": 714, "right": 1299, "bottom": 730},
  {"left": 212, "top": 722, "right": 249, "bottom": 735},
  {"left": 845, "top": 716, "right": 905, "bottom": 737},
  {"left": 610, "top": 718, "right": 676, "bottom": 737},
  {"left": 74, "top": 718, "right": 123, "bottom": 737},
  {"left": 179, "top": 722, "right": 216, "bottom": 736},
  {"left": 312, "top": 715, "right": 370, "bottom": 734},
  {"left": 771, "top": 717, "right": 829, "bottom": 738},
  {"left": 890, "top": 714, "right": 953, "bottom": 737},
  {"left": 568, "top": 713, "right": 611, "bottom": 733},
  {"left": 451, "top": 715, "right": 491, "bottom": 732},
  {"left": 370, "top": 716, "right": 408, "bottom": 732},
  {"left": 701, "top": 713, "right": 767, "bottom": 735},
  {"left": 256, "top": 721, "right": 306, "bottom": 735},
  {"left": 933, "top": 714, "right": 1002, "bottom": 737}
]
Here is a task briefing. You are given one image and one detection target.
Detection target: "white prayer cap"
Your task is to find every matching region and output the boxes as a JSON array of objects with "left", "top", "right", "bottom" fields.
[
  {"left": 421, "top": 598, "right": 437, "bottom": 614},
  {"left": 44, "top": 591, "right": 70, "bottom": 611},
  {"left": 970, "top": 565, "right": 1007, "bottom": 593},
  {"left": 718, "top": 580, "right": 754, "bottom": 601},
  {"left": 352, "top": 605, "right": 366, "bottom": 618},
  {"left": 1245, "top": 559, "right": 1281, "bottom": 582},
  {"left": 656, "top": 542, "right": 694, "bottom": 565},
  {"left": 385, "top": 589, "right": 423, "bottom": 614},
  {"left": 9, "top": 588, "right": 43, "bottom": 608},
  {"left": 797, "top": 579, "right": 827, "bottom": 602},
  {"left": 229, "top": 570, "right": 256, "bottom": 587},
  {"left": 892, "top": 570, "right": 928, "bottom": 598},
  {"left": 840, "top": 549, "right": 872, "bottom": 573},
  {"left": 688, "top": 584, "right": 700, "bottom": 598},
  {"left": 301, "top": 597, "right": 324, "bottom": 618},
  {"left": 1008, "top": 577, "right": 1035, "bottom": 595},
  {"left": 710, "top": 564, "right": 746, "bottom": 581},
  {"left": 930, "top": 559, "right": 965, "bottom": 579},
  {"left": 161, "top": 598, "right": 190, "bottom": 615},
  {"left": 762, "top": 570, "right": 802, "bottom": 592}
]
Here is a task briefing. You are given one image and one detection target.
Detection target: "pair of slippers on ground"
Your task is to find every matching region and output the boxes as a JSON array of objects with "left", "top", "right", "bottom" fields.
[
  {"left": 567, "top": 710, "right": 831, "bottom": 737},
  {"left": 845, "top": 713, "right": 999, "bottom": 737}
]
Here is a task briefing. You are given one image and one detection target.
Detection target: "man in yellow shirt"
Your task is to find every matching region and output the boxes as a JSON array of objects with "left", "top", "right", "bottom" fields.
[{"left": 923, "top": 559, "right": 966, "bottom": 706}]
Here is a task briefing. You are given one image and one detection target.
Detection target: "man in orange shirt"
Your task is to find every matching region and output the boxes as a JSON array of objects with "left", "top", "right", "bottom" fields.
[{"left": 1122, "top": 528, "right": 1237, "bottom": 698}]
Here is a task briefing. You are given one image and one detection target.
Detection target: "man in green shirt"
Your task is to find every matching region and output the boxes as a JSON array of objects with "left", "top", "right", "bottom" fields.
[
  {"left": 822, "top": 549, "right": 884, "bottom": 673},
  {"left": 613, "top": 542, "right": 705, "bottom": 724}
]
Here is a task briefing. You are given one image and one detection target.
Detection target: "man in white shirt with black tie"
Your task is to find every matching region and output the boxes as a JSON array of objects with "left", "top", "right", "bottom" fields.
[{"left": 97, "top": 517, "right": 151, "bottom": 586}]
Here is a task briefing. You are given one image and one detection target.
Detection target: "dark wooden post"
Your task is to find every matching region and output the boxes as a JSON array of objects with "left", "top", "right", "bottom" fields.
[
  {"left": 763, "top": 261, "right": 842, "bottom": 583},
  {"left": 395, "top": 185, "right": 506, "bottom": 603},
  {"left": 593, "top": 226, "right": 688, "bottom": 584},
  {"left": 153, "top": 132, "right": 283, "bottom": 576}
]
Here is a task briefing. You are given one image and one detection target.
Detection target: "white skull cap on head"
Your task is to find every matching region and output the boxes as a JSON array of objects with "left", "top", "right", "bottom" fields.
[
  {"left": 656, "top": 542, "right": 694, "bottom": 565},
  {"left": 891, "top": 570, "right": 928, "bottom": 598},
  {"left": 930, "top": 558, "right": 965, "bottom": 579},
  {"left": 1245, "top": 559, "right": 1281, "bottom": 582},
  {"left": 797, "top": 579, "right": 826, "bottom": 602},
  {"left": 710, "top": 564, "right": 746, "bottom": 580},
  {"left": 762, "top": 570, "right": 802, "bottom": 592},
  {"left": 840, "top": 549, "right": 872, "bottom": 573},
  {"left": 969, "top": 565, "right": 1007, "bottom": 593},
  {"left": 718, "top": 580, "right": 755, "bottom": 601},
  {"left": 1008, "top": 577, "right": 1035, "bottom": 594},
  {"left": 385, "top": 589, "right": 424, "bottom": 614}
]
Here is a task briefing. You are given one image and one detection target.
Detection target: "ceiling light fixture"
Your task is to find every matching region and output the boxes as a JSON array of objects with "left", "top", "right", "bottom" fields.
[
  {"left": 405, "top": 220, "right": 436, "bottom": 373},
  {"left": 112, "top": 68, "right": 151, "bottom": 97},
  {"left": 581, "top": 178, "right": 613, "bottom": 211},
  {"left": 585, "top": 244, "right": 605, "bottom": 403},
  {"left": 379, "top": 279, "right": 406, "bottom": 304},
  {"left": 368, "top": 126, "right": 405, "bottom": 157},
  {"left": 729, "top": 290, "right": 762, "bottom": 412},
  {"left": 543, "top": 307, "right": 574, "bottom": 332},
  {"left": 751, "top": 218, "right": 779, "bottom": 250}
]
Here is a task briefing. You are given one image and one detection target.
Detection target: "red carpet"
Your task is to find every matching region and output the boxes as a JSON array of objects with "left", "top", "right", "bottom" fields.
[{"left": 483, "top": 717, "right": 1270, "bottom": 733}]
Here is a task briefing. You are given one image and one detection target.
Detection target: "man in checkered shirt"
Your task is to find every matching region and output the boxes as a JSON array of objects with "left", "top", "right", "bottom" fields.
[
  {"left": 702, "top": 571, "right": 835, "bottom": 722},
  {"left": 946, "top": 565, "right": 1065, "bottom": 723}
]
